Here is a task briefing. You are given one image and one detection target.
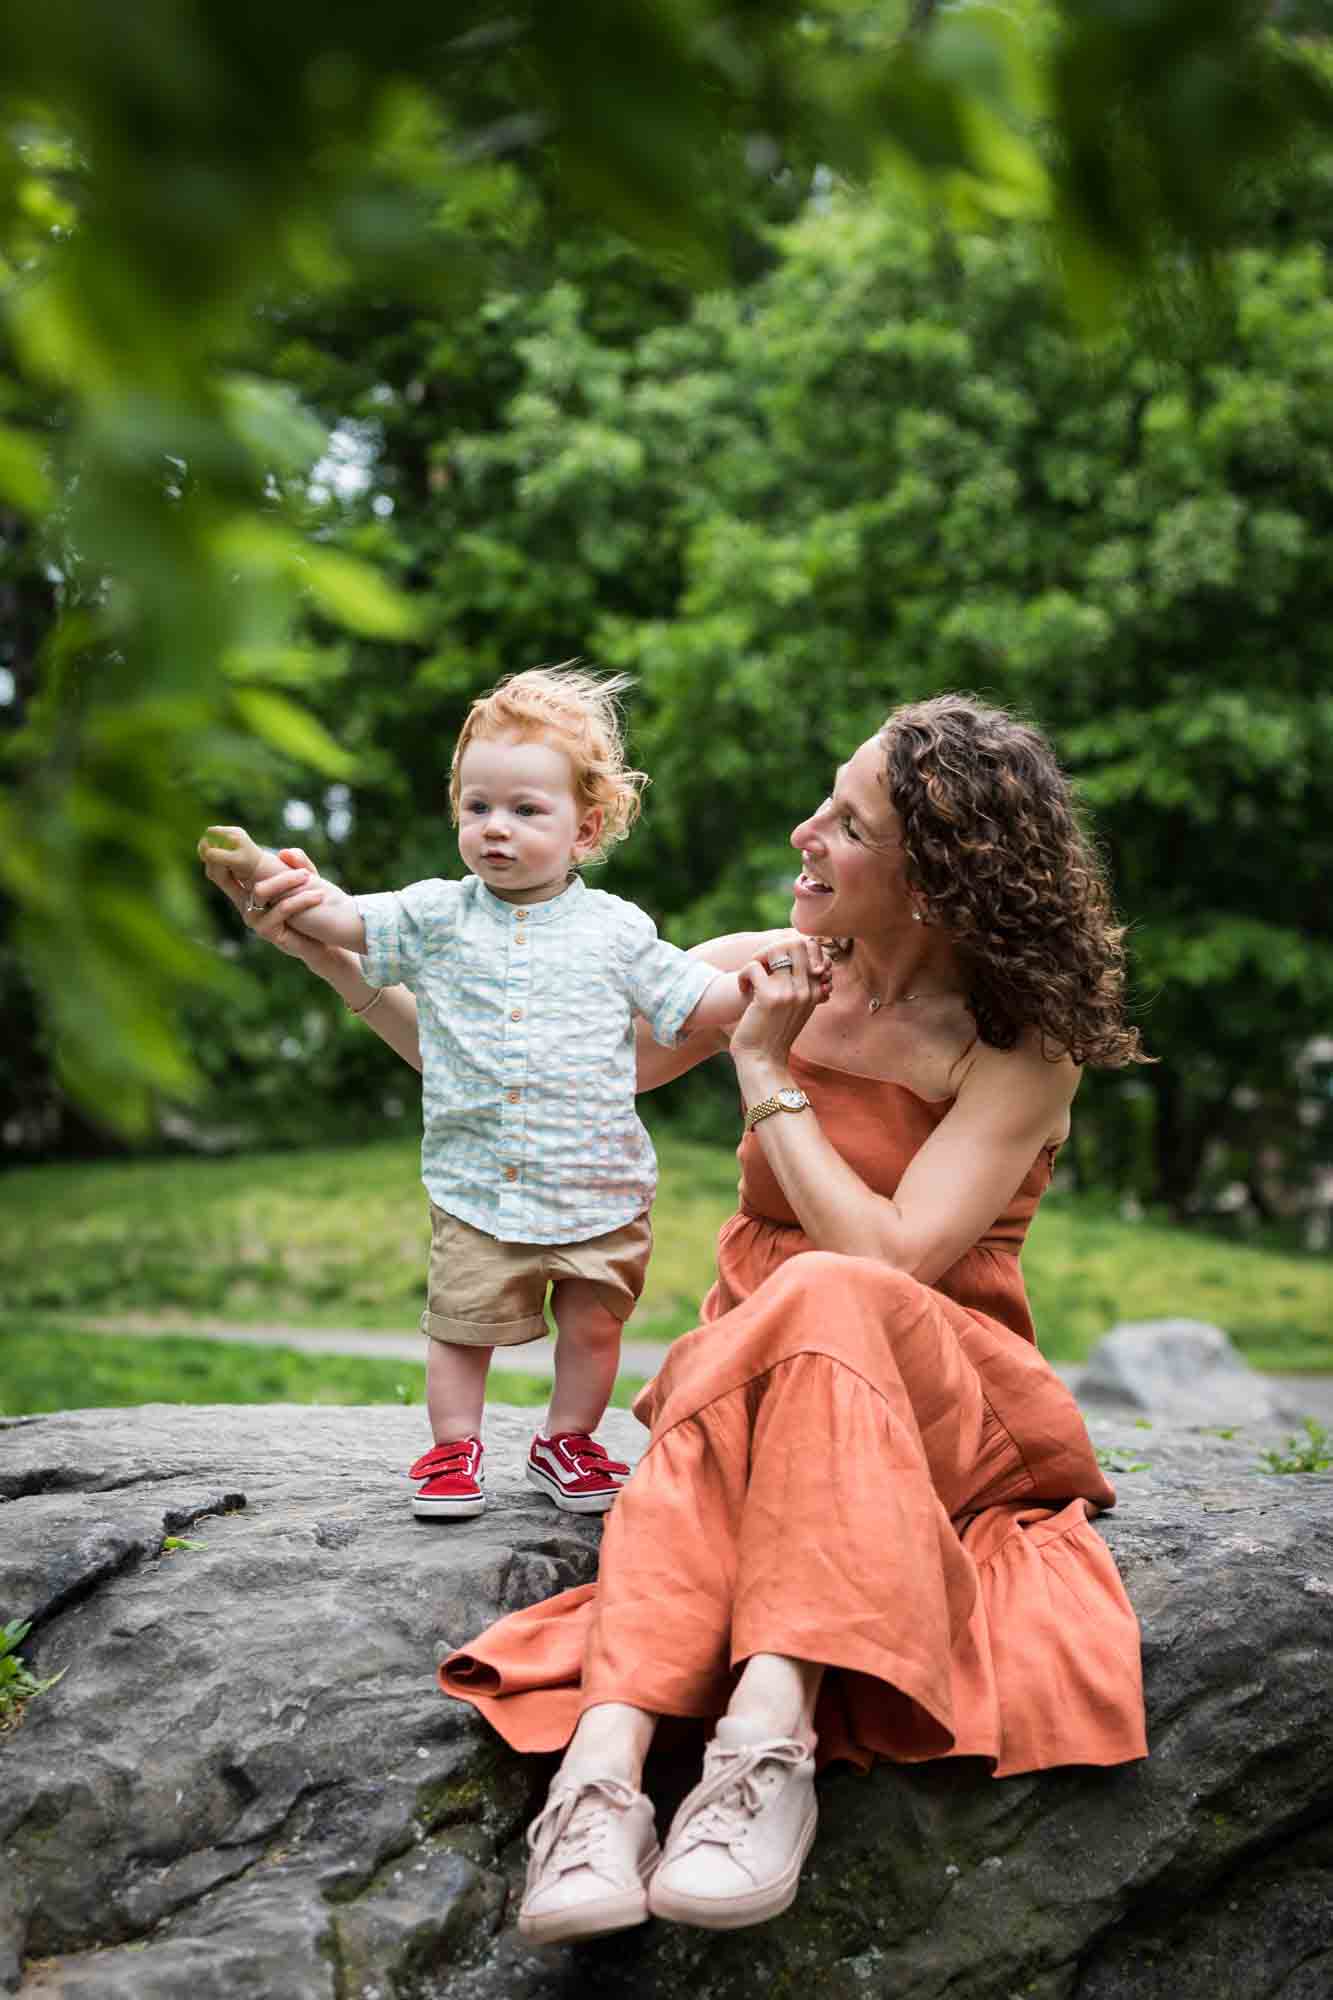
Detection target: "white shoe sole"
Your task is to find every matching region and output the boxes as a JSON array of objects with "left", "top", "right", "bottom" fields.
[
  {"left": 525, "top": 1463, "right": 621, "bottom": 1514},
  {"left": 648, "top": 1803, "right": 817, "bottom": 1929},
  {"left": 412, "top": 1493, "right": 486, "bottom": 1519},
  {"left": 518, "top": 1873, "right": 656, "bottom": 1945}
]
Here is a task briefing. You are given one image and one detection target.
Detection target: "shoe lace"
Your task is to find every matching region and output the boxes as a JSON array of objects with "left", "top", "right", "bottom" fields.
[
  {"left": 552, "top": 1434, "right": 630, "bottom": 1478},
  {"left": 672, "top": 1739, "right": 808, "bottom": 1856},
  {"left": 527, "top": 1777, "right": 639, "bottom": 1880},
  {"left": 409, "top": 1439, "right": 479, "bottom": 1481}
]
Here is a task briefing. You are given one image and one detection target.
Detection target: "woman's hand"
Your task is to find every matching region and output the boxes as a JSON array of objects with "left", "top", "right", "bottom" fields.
[
  {"left": 730, "top": 937, "right": 832, "bottom": 1075},
  {"left": 202, "top": 845, "right": 332, "bottom": 968},
  {"left": 201, "top": 843, "right": 424, "bottom": 1069}
]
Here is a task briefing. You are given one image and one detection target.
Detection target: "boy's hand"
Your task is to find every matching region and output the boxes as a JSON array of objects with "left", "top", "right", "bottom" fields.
[
  {"left": 197, "top": 825, "right": 272, "bottom": 888},
  {"left": 729, "top": 936, "right": 833, "bottom": 1072},
  {"left": 740, "top": 938, "right": 833, "bottom": 1006},
  {"left": 198, "top": 829, "right": 366, "bottom": 951},
  {"left": 201, "top": 845, "right": 330, "bottom": 963},
  {"left": 251, "top": 855, "right": 366, "bottom": 951},
  {"left": 683, "top": 941, "right": 831, "bottom": 1039}
]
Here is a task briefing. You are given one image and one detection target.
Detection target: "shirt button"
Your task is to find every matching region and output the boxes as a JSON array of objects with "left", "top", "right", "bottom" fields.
[
  {"left": 515, "top": 908, "right": 528, "bottom": 921},
  {"left": 507, "top": 1089, "right": 521, "bottom": 1103},
  {"left": 514, "top": 933, "right": 526, "bottom": 947},
  {"left": 503, "top": 1165, "right": 518, "bottom": 1182},
  {"left": 510, "top": 1008, "right": 523, "bottom": 1022}
]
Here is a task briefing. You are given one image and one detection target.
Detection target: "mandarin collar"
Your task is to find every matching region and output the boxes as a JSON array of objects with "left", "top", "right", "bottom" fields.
[{"left": 471, "top": 873, "right": 588, "bottom": 928}]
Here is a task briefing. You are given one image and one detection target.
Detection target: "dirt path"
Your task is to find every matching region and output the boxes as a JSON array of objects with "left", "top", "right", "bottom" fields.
[
  {"left": 73, "top": 1312, "right": 675, "bottom": 1378},
  {"left": 63, "top": 1313, "right": 1333, "bottom": 1427}
]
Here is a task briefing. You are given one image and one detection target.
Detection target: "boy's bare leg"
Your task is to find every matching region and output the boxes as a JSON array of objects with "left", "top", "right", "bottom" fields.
[
  {"left": 545, "top": 1277, "right": 623, "bottom": 1435},
  {"left": 426, "top": 1338, "right": 491, "bottom": 1441}
]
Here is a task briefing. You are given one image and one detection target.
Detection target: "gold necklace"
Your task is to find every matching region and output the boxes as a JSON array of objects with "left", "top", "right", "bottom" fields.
[
  {"left": 849, "top": 956, "right": 959, "bottom": 1013},
  {"left": 863, "top": 983, "right": 961, "bottom": 1014}
]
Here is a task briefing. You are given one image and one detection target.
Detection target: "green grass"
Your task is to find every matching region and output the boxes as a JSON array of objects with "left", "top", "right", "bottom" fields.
[
  {"left": 1022, "top": 1198, "right": 1332, "bottom": 1372},
  {"left": 0, "top": 1134, "right": 739, "bottom": 1340},
  {"left": 0, "top": 1134, "right": 1328, "bottom": 1425},
  {"left": 0, "top": 1326, "right": 647, "bottom": 1418}
]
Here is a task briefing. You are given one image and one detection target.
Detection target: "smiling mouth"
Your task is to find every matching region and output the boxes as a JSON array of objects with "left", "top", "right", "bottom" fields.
[{"left": 795, "top": 871, "right": 832, "bottom": 895}]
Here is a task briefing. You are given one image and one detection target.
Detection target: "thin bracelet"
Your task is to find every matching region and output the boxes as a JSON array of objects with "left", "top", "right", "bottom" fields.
[{"left": 347, "top": 987, "right": 386, "bottom": 1020}]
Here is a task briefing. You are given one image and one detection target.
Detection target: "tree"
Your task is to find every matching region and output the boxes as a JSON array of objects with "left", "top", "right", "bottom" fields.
[
  {"left": 3, "top": 2, "right": 1333, "bottom": 1135},
  {"left": 613, "top": 199, "right": 1333, "bottom": 1216},
  {"left": 263, "top": 165, "right": 1333, "bottom": 1215}
]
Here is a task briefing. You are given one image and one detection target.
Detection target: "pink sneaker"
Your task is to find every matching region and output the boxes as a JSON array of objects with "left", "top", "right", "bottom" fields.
[
  {"left": 408, "top": 1437, "right": 485, "bottom": 1519},
  {"left": 518, "top": 1774, "right": 660, "bottom": 1943},
  {"left": 526, "top": 1431, "right": 631, "bottom": 1514},
  {"left": 648, "top": 1717, "right": 817, "bottom": 1929}
]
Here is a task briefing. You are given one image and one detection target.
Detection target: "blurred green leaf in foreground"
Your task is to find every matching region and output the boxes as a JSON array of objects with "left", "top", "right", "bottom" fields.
[{"left": 2, "top": 2, "right": 1332, "bottom": 1131}]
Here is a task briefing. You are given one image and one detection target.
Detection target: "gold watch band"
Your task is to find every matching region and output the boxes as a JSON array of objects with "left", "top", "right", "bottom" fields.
[{"left": 743, "top": 1089, "right": 810, "bottom": 1132}]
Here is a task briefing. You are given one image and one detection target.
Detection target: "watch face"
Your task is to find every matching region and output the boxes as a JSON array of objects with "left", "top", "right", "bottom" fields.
[{"left": 777, "top": 1087, "right": 807, "bottom": 1111}]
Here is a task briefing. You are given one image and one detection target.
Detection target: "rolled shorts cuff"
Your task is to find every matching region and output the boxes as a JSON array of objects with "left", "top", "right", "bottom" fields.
[
  {"left": 585, "top": 1285, "right": 637, "bottom": 1326},
  {"left": 421, "top": 1308, "right": 548, "bottom": 1349}
]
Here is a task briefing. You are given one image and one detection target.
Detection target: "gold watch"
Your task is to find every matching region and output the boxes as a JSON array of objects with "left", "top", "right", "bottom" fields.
[{"left": 743, "top": 1085, "right": 811, "bottom": 1132}]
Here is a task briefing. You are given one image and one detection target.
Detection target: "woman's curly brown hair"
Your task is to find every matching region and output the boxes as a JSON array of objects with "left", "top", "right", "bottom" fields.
[{"left": 879, "top": 695, "right": 1148, "bottom": 1068}]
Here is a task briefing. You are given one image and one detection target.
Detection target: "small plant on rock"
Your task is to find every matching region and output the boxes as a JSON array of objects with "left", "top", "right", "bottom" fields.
[
  {"left": 0, "top": 1620, "right": 65, "bottom": 1733},
  {"left": 1259, "top": 1419, "right": 1332, "bottom": 1476},
  {"left": 1095, "top": 1447, "right": 1151, "bottom": 1474}
]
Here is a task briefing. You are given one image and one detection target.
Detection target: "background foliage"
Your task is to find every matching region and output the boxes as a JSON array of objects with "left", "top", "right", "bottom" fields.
[{"left": 2, "top": 2, "right": 1332, "bottom": 1230}]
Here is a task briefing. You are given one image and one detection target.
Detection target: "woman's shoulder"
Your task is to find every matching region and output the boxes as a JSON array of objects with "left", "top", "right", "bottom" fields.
[{"left": 951, "top": 1028, "right": 1081, "bottom": 1137}]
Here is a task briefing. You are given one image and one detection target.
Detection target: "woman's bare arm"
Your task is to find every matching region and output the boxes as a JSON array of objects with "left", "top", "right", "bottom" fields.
[
  {"left": 727, "top": 955, "right": 1077, "bottom": 1283},
  {"left": 317, "top": 951, "right": 422, "bottom": 1072},
  {"left": 202, "top": 850, "right": 423, "bottom": 1073}
]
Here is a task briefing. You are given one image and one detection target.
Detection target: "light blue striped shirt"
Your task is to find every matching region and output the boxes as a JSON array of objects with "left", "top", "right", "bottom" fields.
[{"left": 356, "top": 873, "right": 717, "bottom": 1244}]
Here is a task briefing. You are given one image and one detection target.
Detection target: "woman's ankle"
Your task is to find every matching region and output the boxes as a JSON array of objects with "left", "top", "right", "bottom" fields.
[
  {"left": 725, "top": 1653, "right": 823, "bottom": 1747},
  {"left": 558, "top": 1702, "right": 656, "bottom": 1789}
]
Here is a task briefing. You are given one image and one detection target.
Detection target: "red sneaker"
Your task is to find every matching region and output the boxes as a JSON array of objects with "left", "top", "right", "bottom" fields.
[
  {"left": 526, "top": 1432, "right": 631, "bottom": 1514},
  {"left": 409, "top": 1437, "right": 485, "bottom": 1519}
]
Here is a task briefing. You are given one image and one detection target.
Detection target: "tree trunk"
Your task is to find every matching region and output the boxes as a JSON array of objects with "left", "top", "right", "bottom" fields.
[{"left": 1148, "top": 1063, "right": 1216, "bottom": 1218}]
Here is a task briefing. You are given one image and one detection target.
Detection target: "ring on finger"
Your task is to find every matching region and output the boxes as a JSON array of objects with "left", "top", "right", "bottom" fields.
[
  {"left": 767, "top": 953, "right": 795, "bottom": 972},
  {"left": 245, "top": 894, "right": 266, "bottom": 916}
]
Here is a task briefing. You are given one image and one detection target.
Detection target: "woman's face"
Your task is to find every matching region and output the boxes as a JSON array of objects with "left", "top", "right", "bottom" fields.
[{"left": 789, "top": 736, "right": 914, "bottom": 939}]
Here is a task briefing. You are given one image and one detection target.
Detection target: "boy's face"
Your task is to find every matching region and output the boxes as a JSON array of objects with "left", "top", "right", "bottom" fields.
[{"left": 456, "top": 733, "right": 603, "bottom": 904}]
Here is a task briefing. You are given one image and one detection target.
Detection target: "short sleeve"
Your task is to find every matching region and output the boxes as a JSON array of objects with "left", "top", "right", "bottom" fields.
[
  {"left": 619, "top": 906, "right": 720, "bottom": 1048},
  {"left": 355, "top": 878, "right": 460, "bottom": 991}
]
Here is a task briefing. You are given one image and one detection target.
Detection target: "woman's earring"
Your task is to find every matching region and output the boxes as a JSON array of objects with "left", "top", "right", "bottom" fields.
[{"left": 911, "top": 910, "right": 923, "bottom": 924}]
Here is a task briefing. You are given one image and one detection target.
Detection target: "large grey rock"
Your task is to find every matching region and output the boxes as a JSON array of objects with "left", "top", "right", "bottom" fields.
[
  {"left": 1078, "top": 1318, "right": 1283, "bottom": 1426},
  {"left": 2, "top": 1401, "right": 1332, "bottom": 1999}
]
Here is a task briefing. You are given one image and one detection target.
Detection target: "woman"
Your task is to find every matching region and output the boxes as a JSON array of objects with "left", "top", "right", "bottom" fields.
[{"left": 206, "top": 694, "right": 1149, "bottom": 1945}]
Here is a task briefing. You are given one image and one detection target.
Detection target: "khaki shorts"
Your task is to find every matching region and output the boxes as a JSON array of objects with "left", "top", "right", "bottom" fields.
[{"left": 421, "top": 1204, "right": 653, "bottom": 1348}]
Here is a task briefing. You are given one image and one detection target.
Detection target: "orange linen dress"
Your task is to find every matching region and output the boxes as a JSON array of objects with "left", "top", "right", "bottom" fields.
[{"left": 441, "top": 1054, "right": 1148, "bottom": 1777}]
